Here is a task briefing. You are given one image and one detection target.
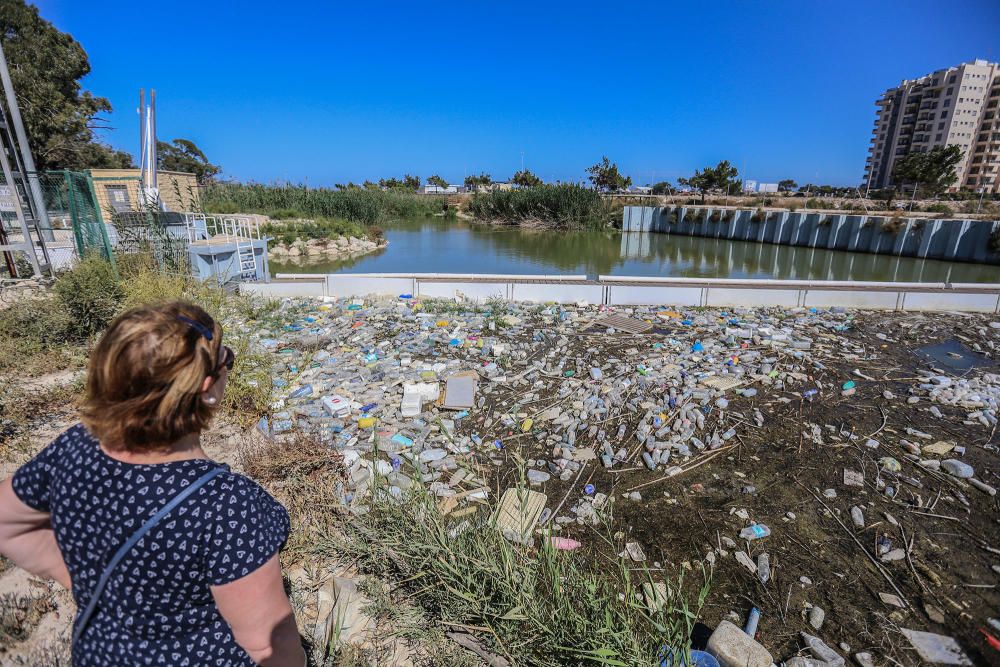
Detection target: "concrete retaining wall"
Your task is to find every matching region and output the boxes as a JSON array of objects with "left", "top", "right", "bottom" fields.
[
  {"left": 238, "top": 273, "right": 1000, "bottom": 313},
  {"left": 622, "top": 206, "right": 1000, "bottom": 264}
]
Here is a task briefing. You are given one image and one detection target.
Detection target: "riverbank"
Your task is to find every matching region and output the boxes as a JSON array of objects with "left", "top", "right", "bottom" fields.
[
  {"left": 2, "top": 261, "right": 998, "bottom": 664},
  {"left": 268, "top": 234, "right": 386, "bottom": 262}
]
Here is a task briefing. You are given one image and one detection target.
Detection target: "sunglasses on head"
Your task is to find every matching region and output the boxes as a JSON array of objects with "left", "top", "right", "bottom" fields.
[{"left": 215, "top": 345, "right": 235, "bottom": 374}]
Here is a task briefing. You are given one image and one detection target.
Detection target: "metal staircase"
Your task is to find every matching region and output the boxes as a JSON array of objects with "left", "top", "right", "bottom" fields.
[
  {"left": 235, "top": 237, "right": 258, "bottom": 281},
  {"left": 0, "top": 42, "right": 52, "bottom": 277}
]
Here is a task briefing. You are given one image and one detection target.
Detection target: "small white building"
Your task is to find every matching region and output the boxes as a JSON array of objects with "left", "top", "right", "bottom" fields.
[
  {"left": 743, "top": 180, "right": 758, "bottom": 194},
  {"left": 418, "top": 184, "right": 461, "bottom": 194}
]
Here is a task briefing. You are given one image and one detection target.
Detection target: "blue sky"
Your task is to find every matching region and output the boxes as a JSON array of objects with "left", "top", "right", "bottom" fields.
[{"left": 32, "top": 0, "right": 1000, "bottom": 187}]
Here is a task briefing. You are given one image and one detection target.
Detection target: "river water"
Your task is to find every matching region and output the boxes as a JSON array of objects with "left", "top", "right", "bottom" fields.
[{"left": 269, "top": 218, "right": 1000, "bottom": 283}]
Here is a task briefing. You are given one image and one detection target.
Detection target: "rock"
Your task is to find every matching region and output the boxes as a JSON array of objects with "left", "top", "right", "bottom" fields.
[
  {"left": 853, "top": 652, "right": 875, "bottom": 667},
  {"left": 881, "top": 548, "right": 906, "bottom": 562},
  {"left": 801, "top": 632, "right": 845, "bottom": 667},
  {"left": 850, "top": 506, "right": 865, "bottom": 529},
  {"left": 706, "top": 620, "right": 773, "bottom": 667},
  {"left": 785, "top": 659, "right": 831, "bottom": 667},
  {"left": 808, "top": 605, "right": 826, "bottom": 630},
  {"left": 735, "top": 551, "right": 756, "bottom": 574},
  {"left": 941, "top": 459, "right": 973, "bottom": 479},
  {"left": 924, "top": 603, "right": 945, "bottom": 624},
  {"left": 526, "top": 469, "right": 550, "bottom": 485}
]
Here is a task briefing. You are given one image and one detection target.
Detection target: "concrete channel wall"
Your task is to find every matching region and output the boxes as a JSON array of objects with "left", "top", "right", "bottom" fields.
[
  {"left": 621, "top": 206, "right": 1000, "bottom": 264},
  {"left": 238, "top": 273, "right": 1000, "bottom": 313}
]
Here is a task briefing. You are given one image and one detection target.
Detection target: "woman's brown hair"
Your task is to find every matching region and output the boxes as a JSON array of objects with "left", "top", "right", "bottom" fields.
[{"left": 80, "top": 301, "right": 223, "bottom": 452}]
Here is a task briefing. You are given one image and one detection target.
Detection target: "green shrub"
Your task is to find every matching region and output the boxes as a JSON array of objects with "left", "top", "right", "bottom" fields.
[
  {"left": 261, "top": 217, "right": 371, "bottom": 244},
  {"left": 805, "top": 198, "right": 823, "bottom": 209},
  {"left": 203, "top": 199, "right": 240, "bottom": 214},
  {"left": 924, "top": 203, "right": 952, "bottom": 215},
  {"left": 267, "top": 208, "right": 305, "bottom": 220},
  {"left": 330, "top": 483, "right": 708, "bottom": 667},
  {"left": 53, "top": 256, "right": 124, "bottom": 339}
]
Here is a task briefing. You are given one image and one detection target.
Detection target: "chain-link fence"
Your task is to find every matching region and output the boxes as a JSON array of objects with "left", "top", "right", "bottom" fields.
[
  {"left": 107, "top": 210, "right": 191, "bottom": 274},
  {"left": 35, "top": 170, "right": 117, "bottom": 274}
]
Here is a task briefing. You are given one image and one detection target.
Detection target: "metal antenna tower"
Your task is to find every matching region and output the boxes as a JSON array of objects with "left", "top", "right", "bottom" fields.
[{"left": 138, "top": 88, "right": 162, "bottom": 210}]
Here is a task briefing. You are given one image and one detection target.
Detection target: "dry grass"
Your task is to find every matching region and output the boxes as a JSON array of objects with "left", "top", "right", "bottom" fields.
[
  {"left": 241, "top": 436, "right": 348, "bottom": 565},
  {"left": 0, "top": 593, "right": 56, "bottom": 645},
  {"left": 0, "top": 381, "right": 81, "bottom": 463}
]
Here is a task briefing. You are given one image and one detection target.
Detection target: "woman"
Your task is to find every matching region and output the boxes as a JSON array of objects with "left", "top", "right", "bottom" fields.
[{"left": 0, "top": 301, "right": 305, "bottom": 666}]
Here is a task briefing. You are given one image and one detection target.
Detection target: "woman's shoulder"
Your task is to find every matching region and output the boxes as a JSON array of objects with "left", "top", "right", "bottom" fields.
[
  {"left": 57, "top": 422, "right": 99, "bottom": 453},
  {"left": 203, "top": 469, "right": 288, "bottom": 524},
  {"left": 206, "top": 468, "right": 278, "bottom": 502},
  {"left": 30, "top": 423, "right": 99, "bottom": 467},
  {"left": 201, "top": 470, "right": 290, "bottom": 585}
]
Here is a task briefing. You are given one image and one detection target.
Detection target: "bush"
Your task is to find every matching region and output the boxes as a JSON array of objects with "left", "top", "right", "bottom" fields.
[
  {"left": 924, "top": 203, "right": 953, "bottom": 215},
  {"left": 805, "top": 198, "right": 823, "bottom": 210},
  {"left": 267, "top": 208, "right": 305, "bottom": 220},
  {"left": 260, "top": 217, "right": 371, "bottom": 244},
  {"left": 203, "top": 199, "right": 240, "bottom": 214},
  {"left": 0, "top": 295, "right": 77, "bottom": 376},
  {"left": 53, "top": 256, "right": 124, "bottom": 339},
  {"left": 0, "top": 295, "right": 73, "bottom": 349}
]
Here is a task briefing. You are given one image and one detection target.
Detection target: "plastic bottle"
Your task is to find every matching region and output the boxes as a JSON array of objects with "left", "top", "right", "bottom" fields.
[{"left": 739, "top": 524, "right": 771, "bottom": 541}]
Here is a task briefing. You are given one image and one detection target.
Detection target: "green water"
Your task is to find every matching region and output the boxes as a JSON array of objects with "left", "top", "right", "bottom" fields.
[{"left": 269, "top": 218, "right": 1000, "bottom": 283}]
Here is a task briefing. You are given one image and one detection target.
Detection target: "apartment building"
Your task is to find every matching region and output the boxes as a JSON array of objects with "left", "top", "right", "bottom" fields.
[{"left": 863, "top": 59, "right": 1000, "bottom": 194}]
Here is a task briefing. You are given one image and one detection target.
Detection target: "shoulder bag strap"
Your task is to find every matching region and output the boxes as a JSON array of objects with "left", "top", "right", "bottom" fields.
[{"left": 71, "top": 466, "right": 225, "bottom": 646}]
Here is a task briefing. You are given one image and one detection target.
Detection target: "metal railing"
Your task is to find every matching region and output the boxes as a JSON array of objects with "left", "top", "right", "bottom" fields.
[
  {"left": 182, "top": 213, "right": 263, "bottom": 283},
  {"left": 182, "top": 213, "right": 261, "bottom": 244}
]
